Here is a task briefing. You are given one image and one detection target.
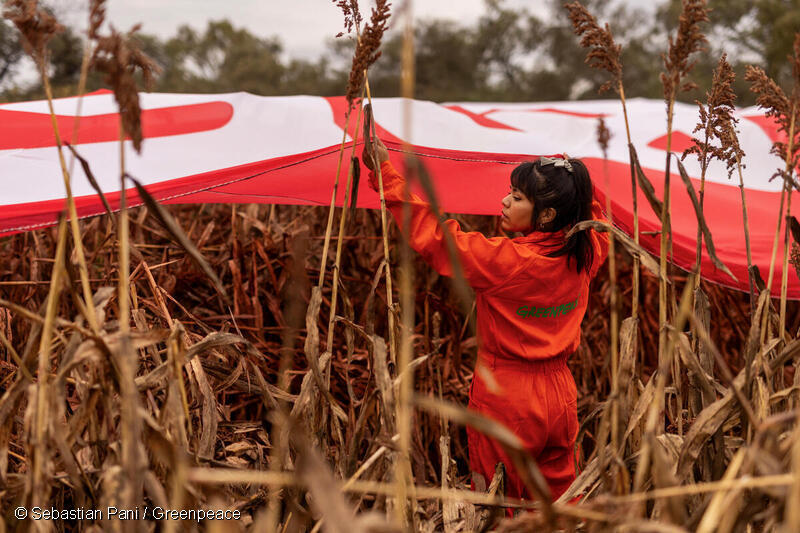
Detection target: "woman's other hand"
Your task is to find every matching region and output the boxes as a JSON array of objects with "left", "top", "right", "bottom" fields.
[
  {"left": 362, "top": 134, "right": 389, "bottom": 173},
  {"left": 362, "top": 104, "right": 389, "bottom": 173}
]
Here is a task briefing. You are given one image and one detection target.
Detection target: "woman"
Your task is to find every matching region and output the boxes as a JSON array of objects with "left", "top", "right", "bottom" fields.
[{"left": 362, "top": 135, "right": 609, "bottom": 503}]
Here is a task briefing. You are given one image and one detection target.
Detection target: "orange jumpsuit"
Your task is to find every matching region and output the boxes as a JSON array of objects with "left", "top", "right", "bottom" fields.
[{"left": 370, "top": 160, "right": 609, "bottom": 502}]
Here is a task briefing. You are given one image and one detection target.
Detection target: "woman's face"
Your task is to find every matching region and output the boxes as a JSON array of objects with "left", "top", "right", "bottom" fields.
[{"left": 501, "top": 186, "right": 534, "bottom": 233}]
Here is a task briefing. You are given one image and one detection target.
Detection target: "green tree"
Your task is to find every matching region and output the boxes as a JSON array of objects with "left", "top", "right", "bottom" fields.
[
  {"left": 330, "top": 0, "right": 682, "bottom": 103},
  {"left": 0, "top": 22, "right": 88, "bottom": 101},
  {"left": 154, "top": 21, "right": 285, "bottom": 94},
  {"left": 658, "top": 0, "right": 800, "bottom": 105},
  {"left": 2, "top": 1, "right": 797, "bottom": 107},
  {"left": 0, "top": 19, "right": 23, "bottom": 85},
  {"left": 150, "top": 20, "right": 343, "bottom": 96},
  {"left": 337, "top": 3, "right": 543, "bottom": 102},
  {"left": 47, "top": 25, "right": 84, "bottom": 93}
]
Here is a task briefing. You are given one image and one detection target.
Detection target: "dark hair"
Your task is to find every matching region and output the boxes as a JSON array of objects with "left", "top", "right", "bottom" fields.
[{"left": 510, "top": 157, "right": 595, "bottom": 274}]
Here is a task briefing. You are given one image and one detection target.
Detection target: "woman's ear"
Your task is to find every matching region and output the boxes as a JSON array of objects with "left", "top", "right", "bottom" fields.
[{"left": 538, "top": 207, "right": 556, "bottom": 226}]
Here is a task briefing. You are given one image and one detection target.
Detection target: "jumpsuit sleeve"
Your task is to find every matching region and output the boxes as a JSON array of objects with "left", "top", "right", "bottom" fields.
[
  {"left": 371, "top": 161, "right": 528, "bottom": 291},
  {"left": 588, "top": 197, "right": 610, "bottom": 279}
]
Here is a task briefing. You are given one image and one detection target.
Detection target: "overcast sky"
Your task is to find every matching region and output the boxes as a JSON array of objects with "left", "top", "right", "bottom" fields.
[{"left": 55, "top": 0, "right": 552, "bottom": 60}]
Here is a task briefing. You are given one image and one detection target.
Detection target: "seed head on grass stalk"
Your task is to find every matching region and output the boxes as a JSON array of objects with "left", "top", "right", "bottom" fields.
[
  {"left": 333, "top": 0, "right": 362, "bottom": 37},
  {"left": 658, "top": 0, "right": 709, "bottom": 290},
  {"left": 2, "top": 0, "right": 62, "bottom": 67},
  {"left": 88, "top": 0, "right": 106, "bottom": 39},
  {"left": 744, "top": 46, "right": 800, "bottom": 180},
  {"left": 719, "top": 118, "right": 746, "bottom": 179},
  {"left": 683, "top": 54, "right": 743, "bottom": 178},
  {"left": 745, "top": 36, "right": 800, "bottom": 318},
  {"left": 709, "top": 65, "right": 757, "bottom": 307},
  {"left": 791, "top": 243, "right": 800, "bottom": 282},
  {"left": 564, "top": 1, "right": 622, "bottom": 94},
  {"left": 661, "top": 0, "right": 708, "bottom": 100},
  {"left": 345, "top": 0, "right": 391, "bottom": 107},
  {"left": 565, "top": 0, "right": 650, "bottom": 328},
  {"left": 90, "top": 25, "right": 160, "bottom": 153},
  {"left": 681, "top": 57, "right": 743, "bottom": 296}
]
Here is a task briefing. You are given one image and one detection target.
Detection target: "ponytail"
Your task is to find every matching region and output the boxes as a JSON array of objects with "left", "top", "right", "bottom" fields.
[{"left": 555, "top": 159, "right": 594, "bottom": 274}]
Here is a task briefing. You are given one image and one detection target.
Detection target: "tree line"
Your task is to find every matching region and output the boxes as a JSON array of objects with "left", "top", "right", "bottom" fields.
[{"left": 1, "top": 0, "right": 798, "bottom": 105}]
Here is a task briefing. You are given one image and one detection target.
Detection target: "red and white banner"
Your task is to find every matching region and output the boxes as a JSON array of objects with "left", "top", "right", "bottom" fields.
[{"left": 1, "top": 90, "right": 798, "bottom": 298}]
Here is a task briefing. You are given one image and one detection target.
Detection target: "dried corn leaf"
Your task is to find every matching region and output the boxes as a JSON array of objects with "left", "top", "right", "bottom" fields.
[
  {"left": 72, "top": 329, "right": 168, "bottom": 363},
  {"left": 185, "top": 331, "right": 255, "bottom": 360},
  {"left": 476, "top": 462, "right": 505, "bottom": 531},
  {"left": 618, "top": 317, "right": 638, "bottom": 389},
  {"left": 675, "top": 332, "right": 717, "bottom": 401},
  {"left": 190, "top": 357, "right": 218, "bottom": 459},
  {"left": 164, "top": 325, "right": 189, "bottom": 447},
  {"left": 754, "top": 376, "right": 770, "bottom": 421},
  {"left": 302, "top": 286, "right": 346, "bottom": 423},
  {"left": 789, "top": 216, "right": 800, "bottom": 245},
  {"left": 348, "top": 156, "right": 361, "bottom": 225},
  {"left": 651, "top": 432, "right": 687, "bottom": 524},
  {"left": 629, "top": 143, "right": 663, "bottom": 219},
  {"left": 623, "top": 371, "right": 656, "bottom": 445},
  {"left": 556, "top": 446, "right": 607, "bottom": 503},
  {"left": 676, "top": 390, "right": 737, "bottom": 479},
  {"left": 673, "top": 154, "right": 736, "bottom": 281},
  {"left": 694, "top": 287, "right": 712, "bottom": 374},
  {"left": 568, "top": 219, "right": 662, "bottom": 277},
  {"left": 371, "top": 333, "right": 395, "bottom": 431}
]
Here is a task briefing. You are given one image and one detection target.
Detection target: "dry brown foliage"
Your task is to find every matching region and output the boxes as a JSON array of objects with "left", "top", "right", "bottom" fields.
[
  {"left": 5, "top": 2, "right": 800, "bottom": 531},
  {"left": 565, "top": 1, "right": 622, "bottom": 94},
  {"left": 683, "top": 54, "right": 744, "bottom": 178},
  {"left": 745, "top": 35, "right": 800, "bottom": 180},
  {"left": 90, "top": 25, "right": 160, "bottom": 153},
  {"left": 3, "top": 201, "right": 798, "bottom": 530},
  {"left": 745, "top": 67, "right": 790, "bottom": 125},
  {"left": 2, "top": 0, "right": 62, "bottom": 65},
  {"left": 345, "top": 0, "right": 391, "bottom": 106},
  {"left": 661, "top": 0, "right": 709, "bottom": 99}
]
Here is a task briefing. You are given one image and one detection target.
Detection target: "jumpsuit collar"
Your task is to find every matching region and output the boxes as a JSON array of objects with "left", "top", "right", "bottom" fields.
[{"left": 512, "top": 229, "right": 567, "bottom": 251}]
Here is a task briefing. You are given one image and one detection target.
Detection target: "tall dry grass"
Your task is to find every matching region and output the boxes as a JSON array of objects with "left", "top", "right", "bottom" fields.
[
  {"left": 2, "top": 0, "right": 800, "bottom": 532},
  {"left": 2, "top": 197, "right": 798, "bottom": 531}
]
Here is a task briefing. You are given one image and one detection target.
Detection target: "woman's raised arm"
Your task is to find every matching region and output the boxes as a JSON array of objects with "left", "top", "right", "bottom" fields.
[{"left": 364, "top": 156, "right": 541, "bottom": 291}]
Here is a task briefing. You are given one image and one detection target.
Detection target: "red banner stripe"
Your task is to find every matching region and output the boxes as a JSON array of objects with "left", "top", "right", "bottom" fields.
[{"left": 0, "top": 101, "right": 233, "bottom": 150}]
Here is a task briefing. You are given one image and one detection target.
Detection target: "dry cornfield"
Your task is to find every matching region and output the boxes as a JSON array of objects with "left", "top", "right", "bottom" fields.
[
  {"left": 0, "top": 200, "right": 798, "bottom": 532},
  {"left": 2, "top": 0, "right": 800, "bottom": 532},
  {"left": 2, "top": 201, "right": 796, "bottom": 532}
]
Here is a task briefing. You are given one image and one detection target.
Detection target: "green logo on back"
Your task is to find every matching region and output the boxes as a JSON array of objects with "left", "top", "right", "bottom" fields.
[{"left": 516, "top": 297, "right": 578, "bottom": 319}]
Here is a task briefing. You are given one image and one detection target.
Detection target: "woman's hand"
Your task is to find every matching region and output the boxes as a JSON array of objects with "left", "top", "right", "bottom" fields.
[
  {"left": 362, "top": 104, "right": 389, "bottom": 172},
  {"left": 362, "top": 133, "right": 389, "bottom": 172}
]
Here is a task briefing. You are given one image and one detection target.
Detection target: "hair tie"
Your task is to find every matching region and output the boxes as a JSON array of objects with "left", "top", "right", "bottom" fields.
[{"left": 538, "top": 155, "right": 573, "bottom": 173}]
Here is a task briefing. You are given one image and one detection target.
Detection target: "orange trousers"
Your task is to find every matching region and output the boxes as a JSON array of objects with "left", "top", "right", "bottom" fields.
[{"left": 467, "top": 353, "right": 578, "bottom": 505}]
